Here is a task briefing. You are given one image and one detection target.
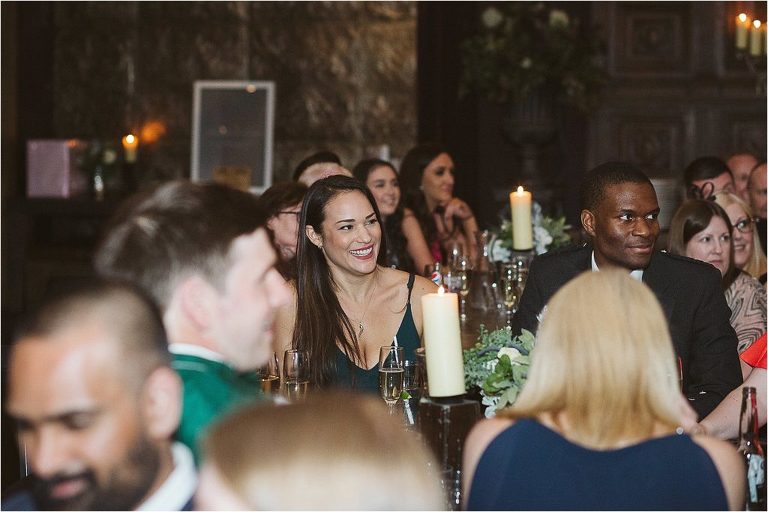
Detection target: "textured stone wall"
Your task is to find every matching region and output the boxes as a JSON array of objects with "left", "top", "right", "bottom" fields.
[{"left": 51, "top": 1, "right": 416, "bottom": 183}]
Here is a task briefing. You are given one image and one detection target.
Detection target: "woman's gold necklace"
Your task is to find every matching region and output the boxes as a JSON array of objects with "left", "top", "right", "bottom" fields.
[{"left": 355, "top": 275, "right": 378, "bottom": 337}]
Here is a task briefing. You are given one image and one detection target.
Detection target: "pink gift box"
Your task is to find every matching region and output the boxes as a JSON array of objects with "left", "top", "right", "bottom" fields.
[{"left": 26, "top": 139, "right": 88, "bottom": 198}]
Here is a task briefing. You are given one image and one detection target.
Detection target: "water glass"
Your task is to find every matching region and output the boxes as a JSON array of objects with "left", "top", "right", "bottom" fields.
[
  {"left": 415, "top": 347, "right": 429, "bottom": 396},
  {"left": 256, "top": 351, "right": 280, "bottom": 396},
  {"left": 283, "top": 349, "right": 310, "bottom": 402},
  {"left": 441, "top": 467, "right": 462, "bottom": 511},
  {"left": 378, "top": 346, "right": 404, "bottom": 411}
]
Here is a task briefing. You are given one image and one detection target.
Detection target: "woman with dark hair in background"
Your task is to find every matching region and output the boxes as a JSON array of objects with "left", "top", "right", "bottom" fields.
[
  {"left": 352, "top": 158, "right": 433, "bottom": 274},
  {"left": 668, "top": 199, "right": 766, "bottom": 353},
  {"left": 257, "top": 181, "right": 308, "bottom": 280},
  {"left": 274, "top": 175, "right": 436, "bottom": 392},
  {"left": 399, "top": 144, "right": 479, "bottom": 267}
]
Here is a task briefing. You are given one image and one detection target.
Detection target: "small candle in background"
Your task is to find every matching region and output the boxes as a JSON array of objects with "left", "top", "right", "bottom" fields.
[
  {"left": 421, "top": 286, "right": 466, "bottom": 397},
  {"left": 736, "top": 13, "right": 750, "bottom": 50},
  {"left": 749, "top": 20, "right": 763, "bottom": 56},
  {"left": 122, "top": 134, "right": 138, "bottom": 163},
  {"left": 509, "top": 186, "right": 533, "bottom": 251}
]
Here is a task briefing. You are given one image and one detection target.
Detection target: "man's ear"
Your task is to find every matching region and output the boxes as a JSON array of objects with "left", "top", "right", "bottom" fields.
[
  {"left": 266, "top": 216, "right": 278, "bottom": 232},
  {"left": 581, "top": 209, "right": 597, "bottom": 238},
  {"left": 305, "top": 225, "right": 323, "bottom": 249},
  {"left": 141, "top": 366, "right": 182, "bottom": 441},
  {"left": 177, "top": 275, "right": 218, "bottom": 331}
]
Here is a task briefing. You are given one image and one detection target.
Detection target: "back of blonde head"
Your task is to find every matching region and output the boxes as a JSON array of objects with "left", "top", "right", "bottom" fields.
[
  {"left": 503, "top": 270, "right": 681, "bottom": 448},
  {"left": 204, "top": 390, "right": 444, "bottom": 510}
]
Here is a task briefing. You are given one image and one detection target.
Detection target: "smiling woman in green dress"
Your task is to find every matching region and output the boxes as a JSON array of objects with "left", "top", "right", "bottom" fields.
[{"left": 274, "top": 175, "right": 436, "bottom": 392}]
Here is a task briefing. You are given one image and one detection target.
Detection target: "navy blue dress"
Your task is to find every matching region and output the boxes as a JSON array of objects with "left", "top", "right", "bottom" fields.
[
  {"left": 467, "top": 419, "right": 728, "bottom": 511},
  {"left": 333, "top": 273, "right": 420, "bottom": 393}
]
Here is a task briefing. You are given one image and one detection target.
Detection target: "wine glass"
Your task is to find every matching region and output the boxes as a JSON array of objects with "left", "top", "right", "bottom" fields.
[
  {"left": 283, "top": 349, "right": 310, "bottom": 402},
  {"left": 256, "top": 351, "right": 280, "bottom": 396},
  {"left": 378, "top": 345, "right": 404, "bottom": 414}
]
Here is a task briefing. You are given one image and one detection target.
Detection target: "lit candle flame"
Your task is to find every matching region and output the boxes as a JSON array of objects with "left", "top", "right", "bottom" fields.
[
  {"left": 754, "top": 19, "right": 762, "bottom": 29},
  {"left": 516, "top": 185, "right": 525, "bottom": 194},
  {"left": 739, "top": 13, "right": 748, "bottom": 23},
  {"left": 437, "top": 285, "right": 445, "bottom": 295}
]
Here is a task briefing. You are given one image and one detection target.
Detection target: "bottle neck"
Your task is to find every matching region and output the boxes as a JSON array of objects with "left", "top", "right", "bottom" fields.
[{"left": 739, "top": 387, "right": 761, "bottom": 449}]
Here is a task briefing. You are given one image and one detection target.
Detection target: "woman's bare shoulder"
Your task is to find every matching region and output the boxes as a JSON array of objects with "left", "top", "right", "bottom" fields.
[
  {"left": 691, "top": 434, "right": 746, "bottom": 510},
  {"left": 411, "top": 275, "right": 438, "bottom": 300}
]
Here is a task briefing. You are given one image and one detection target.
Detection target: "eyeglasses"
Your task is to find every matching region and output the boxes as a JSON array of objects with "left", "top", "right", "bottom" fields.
[
  {"left": 277, "top": 210, "right": 300, "bottom": 216},
  {"left": 732, "top": 218, "right": 755, "bottom": 233}
]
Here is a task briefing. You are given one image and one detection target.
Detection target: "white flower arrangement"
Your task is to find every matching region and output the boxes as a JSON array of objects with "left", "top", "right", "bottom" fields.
[
  {"left": 491, "top": 202, "right": 572, "bottom": 261},
  {"left": 463, "top": 327, "right": 536, "bottom": 418}
]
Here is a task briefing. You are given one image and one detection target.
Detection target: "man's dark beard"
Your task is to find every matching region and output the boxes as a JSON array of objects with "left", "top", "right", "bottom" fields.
[{"left": 33, "top": 432, "right": 162, "bottom": 511}]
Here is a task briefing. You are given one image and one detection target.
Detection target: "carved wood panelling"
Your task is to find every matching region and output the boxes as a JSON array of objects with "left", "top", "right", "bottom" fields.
[
  {"left": 611, "top": 2, "right": 691, "bottom": 76},
  {"left": 590, "top": 108, "right": 693, "bottom": 178}
]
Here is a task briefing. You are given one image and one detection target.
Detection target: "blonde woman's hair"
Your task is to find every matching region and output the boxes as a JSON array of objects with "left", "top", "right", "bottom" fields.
[
  {"left": 500, "top": 270, "right": 681, "bottom": 449},
  {"left": 714, "top": 191, "right": 767, "bottom": 279},
  {"left": 203, "top": 390, "right": 444, "bottom": 510}
]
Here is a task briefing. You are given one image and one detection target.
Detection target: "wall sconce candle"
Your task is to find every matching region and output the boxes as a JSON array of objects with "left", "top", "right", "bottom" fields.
[
  {"left": 750, "top": 19, "right": 763, "bottom": 56},
  {"left": 122, "top": 134, "right": 138, "bottom": 163},
  {"left": 736, "top": 13, "right": 751, "bottom": 49}
]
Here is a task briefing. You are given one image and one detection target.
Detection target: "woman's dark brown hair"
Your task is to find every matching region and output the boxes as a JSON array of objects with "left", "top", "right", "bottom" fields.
[
  {"left": 667, "top": 199, "right": 739, "bottom": 290},
  {"left": 293, "top": 175, "right": 387, "bottom": 387}
]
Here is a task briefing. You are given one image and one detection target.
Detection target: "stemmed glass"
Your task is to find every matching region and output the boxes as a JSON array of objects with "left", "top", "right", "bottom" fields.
[
  {"left": 256, "top": 351, "right": 280, "bottom": 396},
  {"left": 283, "top": 349, "right": 310, "bottom": 402},
  {"left": 378, "top": 346, "right": 404, "bottom": 414},
  {"left": 452, "top": 257, "right": 471, "bottom": 321}
]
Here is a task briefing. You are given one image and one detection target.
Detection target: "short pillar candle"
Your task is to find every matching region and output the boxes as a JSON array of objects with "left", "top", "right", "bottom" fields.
[{"left": 122, "top": 134, "right": 139, "bottom": 163}]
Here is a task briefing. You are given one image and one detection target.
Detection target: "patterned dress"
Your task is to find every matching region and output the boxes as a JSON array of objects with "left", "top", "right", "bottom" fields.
[{"left": 725, "top": 271, "right": 767, "bottom": 353}]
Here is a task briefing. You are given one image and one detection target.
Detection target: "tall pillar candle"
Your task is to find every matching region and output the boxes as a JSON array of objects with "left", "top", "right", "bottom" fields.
[
  {"left": 736, "top": 13, "right": 750, "bottom": 49},
  {"left": 421, "top": 286, "right": 466, "bottom": 397},
  {"left": 510, "top": 186, "right": 533, "bottom": 250}
]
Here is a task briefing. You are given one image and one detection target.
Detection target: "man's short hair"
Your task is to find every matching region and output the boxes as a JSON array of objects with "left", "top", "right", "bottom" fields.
[
  {"left": 15, "top": 280, "right": 169, "bottom": 391},
  {"left": 292, "top": 151, "right": 342, "bottom": 181},
  {"left": 257, "top": 182, "right": 308, "bottom": 217},
  {"left": 95, "top": 180, "right": 267, "bottom": 310},
  {"left": 683, "top": 156, "right": 732, "bottom": 188},
  {"left": 580, "top": 161, "right": 654, "bottom": 211}
]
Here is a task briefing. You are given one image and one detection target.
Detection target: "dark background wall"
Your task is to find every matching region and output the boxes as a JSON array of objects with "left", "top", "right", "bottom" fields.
[{"left": 1, "top": 0, "right": 766, "bottom": 489}]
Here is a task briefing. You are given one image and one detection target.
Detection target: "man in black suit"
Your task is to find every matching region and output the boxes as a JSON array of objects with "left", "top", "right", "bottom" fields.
[{"left": 512, "top": 162, "right": 742, "bottom": 418}]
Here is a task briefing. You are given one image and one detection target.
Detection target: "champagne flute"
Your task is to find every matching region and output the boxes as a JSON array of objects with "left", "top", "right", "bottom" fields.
[
  {"left": 452, "top": 257, "right": 470, "bottom": 321},
  {"left": 256, "top": 351, "right": 280, "bottom": 395},
  {"left": 378, "top": 346, "right": 404, "bottom": 414},
  {"left": 283, "top": 349, "right": 310, "bottom": 402}
]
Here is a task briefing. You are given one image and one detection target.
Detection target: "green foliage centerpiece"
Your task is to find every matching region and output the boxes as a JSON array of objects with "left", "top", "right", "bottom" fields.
[{"left": 463, "top": 327, "right": 536, "bottom": 417}]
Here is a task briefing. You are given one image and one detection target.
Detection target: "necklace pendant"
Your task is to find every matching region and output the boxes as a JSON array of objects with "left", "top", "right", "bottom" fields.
[{"left": 358, "top": 322, "right": 364, "bottom": 336}]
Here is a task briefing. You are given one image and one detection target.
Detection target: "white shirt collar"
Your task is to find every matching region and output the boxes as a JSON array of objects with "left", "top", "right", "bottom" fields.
[
  {"left": 591, "top": 251, "right": 644, "bottom": 281},
  {"left": 169, "top": 343, "right": 227, "bottom": 364},
  {"left": 138, "top": 442, "right": 198, "bottom": 511}
]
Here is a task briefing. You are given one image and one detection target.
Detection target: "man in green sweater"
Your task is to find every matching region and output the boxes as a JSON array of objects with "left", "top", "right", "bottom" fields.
[{"left": 95, "top": 181, "right": 291, "bottom": 463}]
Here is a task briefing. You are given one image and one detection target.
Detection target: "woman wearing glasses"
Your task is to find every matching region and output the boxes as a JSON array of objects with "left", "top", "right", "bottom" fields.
[
  {"left": 668, "top": 199, "right": 766, "bottom": 353},
  {"left": 713, "top": 191, "right": 766, "bottom": 284},
  {"left": 257, "top": 181, "right": 308, "bottom": 279}
]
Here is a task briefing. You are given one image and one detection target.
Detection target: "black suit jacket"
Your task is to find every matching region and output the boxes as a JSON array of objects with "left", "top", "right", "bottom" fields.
[{"left": 511, "top": 246, "right": 742, "bottom": 418}]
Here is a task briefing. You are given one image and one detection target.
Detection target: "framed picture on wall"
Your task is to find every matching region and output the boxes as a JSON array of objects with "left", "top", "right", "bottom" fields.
[{"left": 191, "top": 80, "right": 275, "bottom": 193}]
